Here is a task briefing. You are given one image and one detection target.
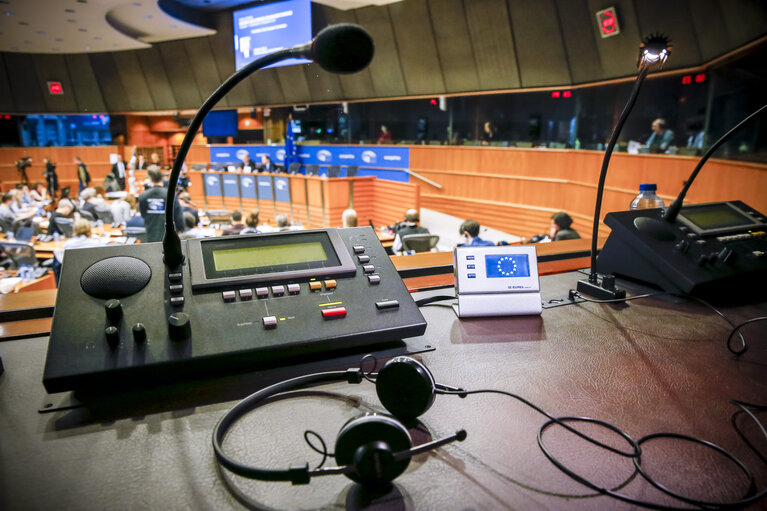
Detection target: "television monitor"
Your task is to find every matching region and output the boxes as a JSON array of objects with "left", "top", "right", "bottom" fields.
[
  {"left": 233, "top": 0, "right": 312, "bottom": 71},
  {"left": 203, "top": 110, "right": 239, "bottom": 138}
]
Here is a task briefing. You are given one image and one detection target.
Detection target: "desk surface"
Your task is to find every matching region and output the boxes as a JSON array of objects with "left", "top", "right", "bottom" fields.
[{"left": 1, "top": 272, "right": 766, "bottom": 510}]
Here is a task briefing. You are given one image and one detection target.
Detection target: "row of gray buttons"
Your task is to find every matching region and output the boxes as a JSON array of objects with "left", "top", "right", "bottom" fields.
[
  {"left": 352, "top": 244, "right": 380, "bottom": 284},
  {"left": 223, "top": 283, "right": 301, "bottom": 302}
]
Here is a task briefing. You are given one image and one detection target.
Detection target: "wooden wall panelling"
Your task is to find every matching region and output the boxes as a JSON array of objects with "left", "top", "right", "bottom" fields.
[
  {"left": 464, "top": 0, "right": 521, "bottom": 90},
  {"left": 187, "top": 172, "right": 205, "bottom": 206},
  {"left": 305, "top": 178, "right": 326, "bottom": 227},
  {"left": 351, "top": 177, "right": 376, "bottom": 227},
  {"left": 507, "top": 0, "right": 572, "bottom": 87},
  {"left": 426, "top": 0, "right": 480, "bottom": 93},
  {"left": 288, "top": 175, "right": 310, "bottom": 226},
  {"left": 32, "top": 55, "right": 78, "bottom": 113},
  {"left": 371, "top": 179, "right": 420, "bottom": 228},
  {"left": 323, "top": 177, "right": 352, "bottom": 227},
  {"left": 64, "top": 54, "right": 107, "bottom": 113},
  {"left": 388, "top": 0, "right": 446, "bottom": 96}
]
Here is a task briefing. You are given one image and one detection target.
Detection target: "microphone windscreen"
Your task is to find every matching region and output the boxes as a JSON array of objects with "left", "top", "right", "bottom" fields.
[{"left": 310, "top": 24, "right": 374, "bottom": 74}]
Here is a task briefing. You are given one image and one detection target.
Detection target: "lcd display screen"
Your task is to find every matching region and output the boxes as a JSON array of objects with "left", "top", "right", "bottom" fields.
[
  {"left": 485, "top": 254, "right": 530, "bottom": 278},
  {"left": 213, "top": 241, "right": 327, "bottom": 272},
  {"left": 233, "top": 0, "right": 312, "bottom": 71},
  {"left": 680, "top": 204, "right": 753, "bottom": 231}
]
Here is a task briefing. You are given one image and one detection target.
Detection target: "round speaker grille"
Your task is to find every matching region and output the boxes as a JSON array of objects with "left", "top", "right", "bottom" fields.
[{"left": 80, "top": 256, "right": 152, "bottom": 299}]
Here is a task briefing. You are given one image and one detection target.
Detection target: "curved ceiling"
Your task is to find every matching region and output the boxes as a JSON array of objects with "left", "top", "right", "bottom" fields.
[{"left": 0, "top": 0, "right": 214, "bottom": 54}]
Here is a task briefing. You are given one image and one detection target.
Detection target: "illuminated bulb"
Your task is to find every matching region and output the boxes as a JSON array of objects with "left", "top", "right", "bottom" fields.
[{"left": 637, "top": 33, "right": 671, "bottom": 69}]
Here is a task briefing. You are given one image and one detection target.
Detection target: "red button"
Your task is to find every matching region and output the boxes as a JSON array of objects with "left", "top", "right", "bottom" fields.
[{"left": 321, "top": 307, "right": 347, "bottom": 319}]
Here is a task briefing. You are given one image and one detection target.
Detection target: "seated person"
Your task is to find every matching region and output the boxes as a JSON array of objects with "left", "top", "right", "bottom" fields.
[
  {"left": 459, "top": 219, "right": 495, "bottom": 246},
  {"left": 179, "top": 212, "right": 203, "bottom": 239},
  {"left": 178, "top": 192, "right": 199, "bottom": 226},
  {"left": 550, "top": 212, "right": 581, "bottom": 241},
  {"left": 79, "top": 188, "right": 99, "bottom": 218},
  {"left": 239, "top": 211, "right": 262, "bottom": 235},
  {"left": 645, "top": 118, "right": 675, "bottom": 153},
  {"left": 276, "top": 214, "right": 291, "bottom": 231},
  {"left": 221, "top": 210, "right": 245, "bottom": 236},
  {"left": 0, "top": 193, "right": 17, "bottom": 229},
  {"left": 47, "top": 199, "right": 75, "bottom": 235},
  {"left": 260, "top": 155, "right": 276, "bottom": 173},
  {"left": 392, "top": 209, "right": 429, "bottom": 253},
  {"left": 111, "top": 194, "right": 134, "bottom": 225},
  {"left": 54, "top": 219, "right": 103, "bottom": 263},
  {"left": 238, "top": 153, "right": 254, "bottom": 173},
  {"left": 342, "top": 208, "right": 358, "bottom": 228},
  {"left": 29, "top": 182, "right": 49, "bottom": 205}
]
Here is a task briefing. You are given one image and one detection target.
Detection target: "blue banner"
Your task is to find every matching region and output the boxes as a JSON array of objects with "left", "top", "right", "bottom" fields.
[
  {"left": 222, "top": 175, "right": 240, "bottom": 198},
  {"left": 209, "top": 145, "right": 410, "bottom": 182},
  {"left": 239, "top": 175, "right": 256, "bottom": 199},
  {"left": 257, "top": 175, "right": 273, "bottom": 201},
  {"left": 204, "top": 173, "right": 221, "bottom": 197},
  {"left": 274, "top": 176, "right": 290, "bottom": 203}
]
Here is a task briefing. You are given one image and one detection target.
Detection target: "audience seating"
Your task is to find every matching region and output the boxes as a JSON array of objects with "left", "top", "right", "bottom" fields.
[{"left": 401, "top": 234, "right": 440, "bottom": 253}]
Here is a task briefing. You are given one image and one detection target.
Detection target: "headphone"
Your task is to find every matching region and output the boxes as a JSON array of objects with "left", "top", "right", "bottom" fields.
[{"left": 212, "top": 356, "right": 467, "bottom": 489}]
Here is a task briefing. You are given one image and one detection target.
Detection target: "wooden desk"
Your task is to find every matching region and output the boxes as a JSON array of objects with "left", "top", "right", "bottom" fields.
[{"left": 1, "top": 272, "right": 765, "bottom": 509}]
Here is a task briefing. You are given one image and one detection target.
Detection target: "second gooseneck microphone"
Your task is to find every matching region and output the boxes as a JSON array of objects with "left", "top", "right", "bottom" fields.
[{"left": 162, "top": 24, "right": 374, "bottom": 268}]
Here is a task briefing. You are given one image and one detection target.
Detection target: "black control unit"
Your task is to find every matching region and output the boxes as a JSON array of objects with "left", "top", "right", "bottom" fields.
[
  {"left": 43, "top": 227, "right": 426, "bottom": 393},
  {"left": 597, "top": 200, "right": 767, "bottom": 297}
]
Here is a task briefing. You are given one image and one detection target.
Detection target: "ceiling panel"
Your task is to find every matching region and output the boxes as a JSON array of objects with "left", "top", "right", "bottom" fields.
[
  {"left": 3, "top": 53, "right": 46, "bottom": 113},
  {"left": 508, "top": 0, "right": 571, "bottom": 87},
  {"left": 135, "top": 47, "right": 177, "bottom": 111},
  {"left": 33, "top": 54, "right": 79, "bottom": 112},
  {"left": 248, "top": 68, "right": 287, "bottom": 105},
  {"left": 112, "top": 52, "right": 155, "bottom": 111},
  {"left": 719, "top": 0, "right": 767, "bottom": 48},
  {"left": 88, "top": 53, "right": 131, "bottom": 112},
  {"left": 388, "top": 0, "right": 445, "bottom": 95},
  {"left": 276, "top": 65, "right": 312, "bottom": 103},
  {"left": 464, "top": 0, "right": 521, "bottom": 90},
  {"left": 687, "top": 0, "right": 730, "bottom": 62},
  {"left": 64, "top": 54, "right": 107, "bottom": 113},
  {"left": 0, "top": 55, "right": 15, "bottom": 111},
  {"left": 206, "top": 14, "right": 255, "bottom": 107},
  {"left": 427, "top": 0, "right": 480, "bottom": 93},
  {"left": 554, "top": 0, "right": 604, "bottom": 84},
  {"left": 303, "top": 63, "right": 345, "bottom": 102},
  {"left": 587, "top": 0, "right": 642, "bottom": 79},
  {"left": 634, "top": 1, "right": 701, "bottom": 69},
  {"left": 184, "top": 37, "right": 229, "bottom": 108},
  {"left": 319, "top": 6, "right": 374, "bottom": 100},
  {"left": 355, "top": 5, "right": 407, "bottom": 97},
  {"left": 157, "top": 40, "right": 203, "bottom": 109}
]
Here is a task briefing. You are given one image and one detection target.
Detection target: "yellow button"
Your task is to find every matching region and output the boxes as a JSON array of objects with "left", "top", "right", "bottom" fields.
[
  {"left": 324, "top": 280, "right": 337, "bottom": 290},
  {"left": 309, "top": 281, "right": 322, "bottom": 291}
]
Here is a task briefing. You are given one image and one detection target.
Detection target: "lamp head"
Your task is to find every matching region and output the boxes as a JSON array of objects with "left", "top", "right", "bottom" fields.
[{"left": 638, "top": 33, "right": 671, "bottom": 69}]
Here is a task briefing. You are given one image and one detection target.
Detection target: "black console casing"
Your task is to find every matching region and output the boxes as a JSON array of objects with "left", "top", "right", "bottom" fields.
[
  {"left": 43, "top": 227, "right": 426, "bottom": 393},
  {"left": 596, "top": 201, "right": 767, "bottom": 297}
]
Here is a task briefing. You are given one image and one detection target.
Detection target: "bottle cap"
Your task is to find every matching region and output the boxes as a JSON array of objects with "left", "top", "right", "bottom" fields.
[{"left": 639, "top": 183, "right": 657, "bottom": 191}]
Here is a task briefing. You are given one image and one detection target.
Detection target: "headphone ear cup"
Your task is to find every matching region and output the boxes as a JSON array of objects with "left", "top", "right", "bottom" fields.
[
  {"left": 335, "top": 414, "right": 412, "bottom": 487},
  {"left": 376, "top": 357, "right": 436, "bottom": 423}
]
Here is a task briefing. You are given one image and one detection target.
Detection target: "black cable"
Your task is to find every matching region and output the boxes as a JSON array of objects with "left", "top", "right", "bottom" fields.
[
  {"left": 586, "top": 65, "right": 650, "bottom": 283},
  {"left": 571, "top": 290, "right": 666, "bottom": 304},
  {"left": 727, "top": 317, "right": 767, "bottom": 356},
  {"left": 664, "top": 103, "right": 767, "bottom": 223},
  {"left": 414, "top": 295, "right": 456, "bottom": 307},
  {"left": 440, "top": 388, "right": 767, "bottom": 509}
]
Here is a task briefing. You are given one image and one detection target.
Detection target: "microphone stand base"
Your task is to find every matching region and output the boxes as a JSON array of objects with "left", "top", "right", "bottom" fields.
[{"left": 576, "top": 277, "right": 627, "bottom": 301}]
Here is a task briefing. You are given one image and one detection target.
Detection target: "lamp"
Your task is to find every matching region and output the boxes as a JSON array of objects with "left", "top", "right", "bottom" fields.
[{"left": 575, "top": 34, "right": 671, "bottom": 300}]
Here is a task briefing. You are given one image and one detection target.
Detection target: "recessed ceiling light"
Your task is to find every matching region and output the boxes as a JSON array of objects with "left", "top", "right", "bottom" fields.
[
  {"left": 78, "top": 28, "right": 87, "bottom": 32},
  {"left": 85, "top": 45, "right": 91, "bottom": 50},
  {"left": 36, "top": 30, "right": 45, "bottom": 34},
  {"left": 18, "top": 20, "right": 28, "bottom": 25},
  {"left": 67, "top": 19, "right": 76, "bottom": 23},
  {"left": 94, "top": 36, "right": 101, "bottom": 40},
  {"left": 133, "top": 2, "right": 141, "bottom": 5},
  {"left": 4, "top": 11, "right": 13, "bottom": 16},
  {"left": 55, "top": 38, "right": 64, "bottom": 42},
  {"left": 65, "top": 8, "right": 75, "bottom": 13},
  {"left": 145, "top": 15, "right": 152, "bottom": 19}
]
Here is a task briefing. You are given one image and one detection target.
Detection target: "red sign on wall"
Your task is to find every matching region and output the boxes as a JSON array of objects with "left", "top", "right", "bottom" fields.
[
  {"left": 47, "top": 81, "right": 63, "bottom": 95},
  {"left": 596, "top": 7, "right": 621, "bottom": 38}
]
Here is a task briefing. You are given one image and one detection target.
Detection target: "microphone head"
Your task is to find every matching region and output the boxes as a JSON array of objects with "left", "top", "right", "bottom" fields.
[{"left": 310, "top": 24, "right": 374, "bottom": 74}]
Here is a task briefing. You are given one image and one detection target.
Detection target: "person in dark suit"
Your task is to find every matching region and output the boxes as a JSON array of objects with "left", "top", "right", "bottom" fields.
[
  {"left": 260, "top": 155, "right": 276, "bottom": 173},
  {"left": 392, "top": 209, "right": 429, "bottom": 253},
  {"left": 111, "top": 156, "right": 127, "bottom": 191}
]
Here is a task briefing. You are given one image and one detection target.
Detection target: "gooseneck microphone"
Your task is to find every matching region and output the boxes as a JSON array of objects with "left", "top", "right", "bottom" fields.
[
  {"left": 663, "top": 103, "right": 767, "bottom": 224},
  {"left": 162, "top": 24, "right": 374, "bottom": 267}
]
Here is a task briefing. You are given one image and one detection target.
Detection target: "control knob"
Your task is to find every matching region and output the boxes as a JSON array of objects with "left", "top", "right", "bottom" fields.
[
  {"left": 105, "top": 326, "right": 120, "bottom": 348},
  {"left": 105, "top": 299, "right": 122, "bottom": 323},
  {"left": 168, "top": 313, "right": 191, "bottom": 341},
  {"left": 132, "top": 323, "right": 147, "bottom": 344}
]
